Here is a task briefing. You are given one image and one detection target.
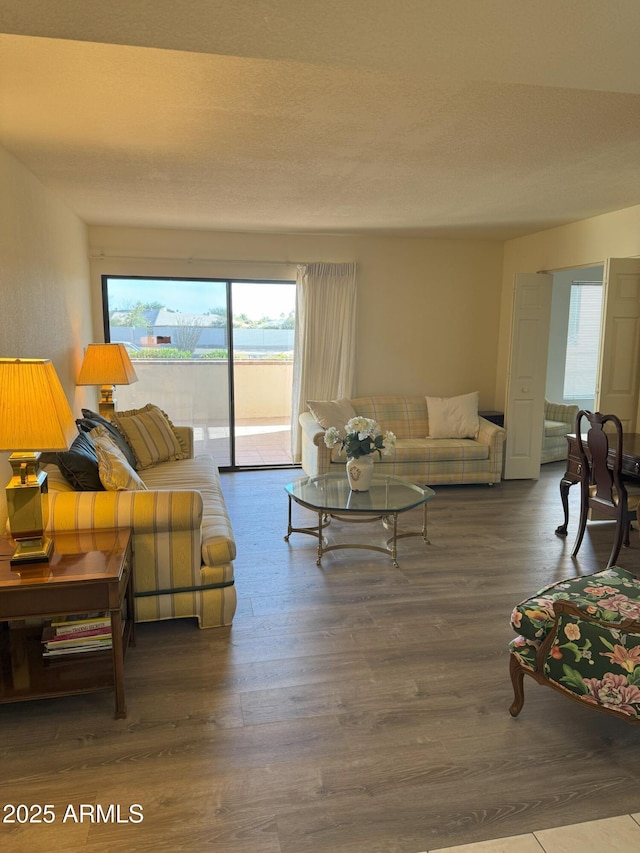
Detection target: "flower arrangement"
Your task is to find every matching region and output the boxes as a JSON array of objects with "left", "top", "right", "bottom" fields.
[{"left": 324, "top": 416, "right": 396, "bottom": 459}]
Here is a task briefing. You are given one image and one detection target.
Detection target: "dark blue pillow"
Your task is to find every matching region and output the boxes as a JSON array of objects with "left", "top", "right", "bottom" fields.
[{"left": 42, "top": 430, "right": 104, "bottom": 491}]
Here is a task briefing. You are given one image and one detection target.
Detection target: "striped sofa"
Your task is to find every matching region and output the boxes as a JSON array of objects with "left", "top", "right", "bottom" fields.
[
  {"left": 44, "top": 427, "right": 236, "bottom": 629},
  {"left": 300, "top": 395, "right": 505, "bottom": 486}
]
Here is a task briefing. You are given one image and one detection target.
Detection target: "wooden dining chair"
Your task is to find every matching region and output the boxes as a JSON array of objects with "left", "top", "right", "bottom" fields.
[{"left": 571, "top": 410, "right": 640, "bottom": 568}]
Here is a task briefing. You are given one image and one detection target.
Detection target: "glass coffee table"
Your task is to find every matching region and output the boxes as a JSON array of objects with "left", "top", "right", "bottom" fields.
[{"left": 285, "top": 473, "right": 435, "bottom": 567}]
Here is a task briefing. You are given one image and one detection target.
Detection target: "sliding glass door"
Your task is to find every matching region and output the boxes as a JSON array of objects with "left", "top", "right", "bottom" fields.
[
  {"left": 229, "top": 281, "right": 295, "bottom": 467},
  {"left": 102, "top": 276, "right": 295, "bottom": 469}
]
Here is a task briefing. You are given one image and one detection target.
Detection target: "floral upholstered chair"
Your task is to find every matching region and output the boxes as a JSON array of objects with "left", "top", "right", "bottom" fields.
[{"left": 509, "top": 567, "right": 640, "bottom": 723}]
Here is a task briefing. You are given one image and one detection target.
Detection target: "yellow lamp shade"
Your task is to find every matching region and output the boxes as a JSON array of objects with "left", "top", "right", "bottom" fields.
[
  {"left": 0, "top": 358, "right": 77, "bottom": 564},
  {"left": 76, "top": 343, "right": 138, "bottom": 417},
  {"left": 0, "top": 358, "right": 78, "bottom": 451},
  {"left": 76, "top": 343, "right": 138, "bottom": 387}
]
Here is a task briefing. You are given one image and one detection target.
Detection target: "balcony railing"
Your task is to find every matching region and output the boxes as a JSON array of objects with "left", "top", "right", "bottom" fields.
[{"left": 113, "top": 359, "right": 294, "bottom": 466}]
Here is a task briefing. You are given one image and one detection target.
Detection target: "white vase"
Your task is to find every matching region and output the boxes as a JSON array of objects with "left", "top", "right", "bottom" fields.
[{"left": 346, "top": 455, "right": 374, "bottom": 491}]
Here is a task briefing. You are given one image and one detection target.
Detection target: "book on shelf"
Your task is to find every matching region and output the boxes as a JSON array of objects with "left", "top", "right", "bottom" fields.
[
  {"left": 44, "top": 638, "right": 112, "bottom": 651},
  {"left": 42, "top": 627, "right": 112, "bottom": 647},
  {"left": 40, "top": 610, "right": 130, "bottom": 659},
  {"left": 41, "top": 613, "right": 113, "bottom": 659},
  {"left": 50, "top": 613, "right": 111, "bottom": 636},
  {"left": 42, "top": 641, "right": 113, "bottom": 658}
]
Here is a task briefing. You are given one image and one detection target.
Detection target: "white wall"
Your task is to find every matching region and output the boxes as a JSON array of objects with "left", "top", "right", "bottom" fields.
[
  {"left": 497, "top": 205, "right": 640, "bottom": 413},
  {"left": 89, "top": 226, "right": 505, "bottom": 405},
  {"left": 0, "top": 145, "right": 95, "bottom": 528}
]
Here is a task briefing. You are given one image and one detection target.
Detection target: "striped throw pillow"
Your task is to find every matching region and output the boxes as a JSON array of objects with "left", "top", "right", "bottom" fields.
[
  {"left": 112, "top": 403, "right": 187, "bottom": 470},
  {"left": 89, "top": 425, "right": 148, "bottom": 491}
]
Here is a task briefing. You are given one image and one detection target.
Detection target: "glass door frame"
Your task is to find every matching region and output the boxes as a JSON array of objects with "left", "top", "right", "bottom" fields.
[{"left": 101, "top": 274, "right": 295, "bottom": 471}]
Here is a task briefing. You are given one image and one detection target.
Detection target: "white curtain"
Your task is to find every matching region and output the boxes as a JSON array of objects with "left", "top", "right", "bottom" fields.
[{"left": 291, "top": 262, "right": 357, "bottom": 462}]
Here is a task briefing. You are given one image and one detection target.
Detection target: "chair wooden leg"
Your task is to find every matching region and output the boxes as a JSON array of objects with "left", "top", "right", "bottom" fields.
[
  {"left": 571, "top": 490, "right": 589, "bottom": 558},
  {"left": 607, "top": 518, "right": 627, "bottom": 568},
  {"left": 509, "top": 654, "right": 526, "bottom": 718}
]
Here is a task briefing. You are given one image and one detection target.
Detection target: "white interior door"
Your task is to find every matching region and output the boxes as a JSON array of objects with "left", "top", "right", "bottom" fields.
[
  {"left": 503, "top": 272, "right": 553, "bottom": 479},
  {"left": 595, "top": 257, "right": 640, "bottom": 431}
]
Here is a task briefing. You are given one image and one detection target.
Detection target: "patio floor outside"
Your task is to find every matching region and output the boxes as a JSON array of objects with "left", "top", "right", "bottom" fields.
[{"left": 193, "top": 417, "right": 295, "bottom": 467}]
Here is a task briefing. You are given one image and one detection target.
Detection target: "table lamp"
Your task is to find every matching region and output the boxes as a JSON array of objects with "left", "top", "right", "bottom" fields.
[
  {"left": 76, "top": 343, "right": 138, "bottom": 417},
  {"left": 0, "top": 358, "right": 78, "bottom": 565}
]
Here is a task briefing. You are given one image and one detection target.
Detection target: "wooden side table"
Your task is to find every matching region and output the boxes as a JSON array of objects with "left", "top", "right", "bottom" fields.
[
  {"left": 0, "top": 528, "right": 134, "bottom": 719},
  {"left": 479, "top": 410, "right": 505, "bottom": 427}
]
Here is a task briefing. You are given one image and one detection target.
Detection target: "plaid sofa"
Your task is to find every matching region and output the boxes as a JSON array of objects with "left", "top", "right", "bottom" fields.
[
  {"left": 43, "top": 427, "right": 236, "bottom": 629},
  {"left": 300, "top": 395, "right": 505, "bottom": 485}
]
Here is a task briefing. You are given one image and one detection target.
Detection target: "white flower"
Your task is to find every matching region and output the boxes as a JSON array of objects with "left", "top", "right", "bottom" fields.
[
  {"left": 345, "top": 417, "right": 380, "bottom": 438},
  {"left": 323, "top": 426, "right": 341, "bottom": 448},
  {"left": 381, "top": 430, "right": 396, "bottom": 456},
  {"left": 324, "top": 418, "right": 395, "bottom": 459}
]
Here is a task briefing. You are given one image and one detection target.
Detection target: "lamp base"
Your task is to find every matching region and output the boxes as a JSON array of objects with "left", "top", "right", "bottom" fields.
[
  {"left": 98, "top": 385, "right": 116, "bottom": 419},
  {"left": 6, "top": 451, "right": 53, "bottom": 567},
  {"left": 10, "top": 536, "right": 54, "bottom": 566}
]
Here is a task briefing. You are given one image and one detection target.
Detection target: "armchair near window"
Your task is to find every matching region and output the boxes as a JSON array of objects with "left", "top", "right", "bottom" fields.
[{"left": 541, "top": 399, "right": 579, "bottom": 464}]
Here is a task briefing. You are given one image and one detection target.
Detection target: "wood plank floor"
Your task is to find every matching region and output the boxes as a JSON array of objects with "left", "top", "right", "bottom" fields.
[{"left": 1, "top": 462, "right": 640, "bottom": 853}]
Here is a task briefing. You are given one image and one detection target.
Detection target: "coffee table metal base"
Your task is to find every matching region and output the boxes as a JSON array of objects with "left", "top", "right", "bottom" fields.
[{"left": 285, "top": 498, "right": 429, "bottom": 567}]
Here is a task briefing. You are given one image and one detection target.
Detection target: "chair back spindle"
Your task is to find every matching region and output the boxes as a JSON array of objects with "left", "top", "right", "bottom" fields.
[{"left": 572, "top": 410, "right": 637, "bottom": 568}]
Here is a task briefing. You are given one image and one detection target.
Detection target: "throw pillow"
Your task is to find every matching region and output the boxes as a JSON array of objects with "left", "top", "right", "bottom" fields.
[
  {"left": 306, "top": 398, "right": 356, "bottom": 431},
  {"left": 77, "top": 409, "right": 138, "bottom": 469},
  {"left": 40, "top": 430, "right": 104, "bottom": 491},
  {"left": 111, "top": 403, "right": 187, "bottom": 470},
  {"left": 426, "top": 391, "right": 480, "bottom": 439},
  {"left": 89, "top": 425, "right": 148, "bottom": 491}
]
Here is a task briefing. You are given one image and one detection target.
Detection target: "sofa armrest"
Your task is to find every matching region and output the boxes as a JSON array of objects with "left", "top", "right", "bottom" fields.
[
  {"left": 477, "top": 417, "right": 506, "bottom": 483},
  {"left": 174, "top": 425, "right": 194, "bottom": 459},
  {"left": 478, "top": 416, "right": 506, "bottom": 450},
  {"left": 299, "top": 411, "right": 333, "bottom": 476},
  {"left": 544, "top": 401, "right": 579, "bottom": 424},
  {"left": 46, "top": 488, "right": 203, "bottom": 535},
  {"left": 299, "top": 411, "right": 326, "bottom": 446}
]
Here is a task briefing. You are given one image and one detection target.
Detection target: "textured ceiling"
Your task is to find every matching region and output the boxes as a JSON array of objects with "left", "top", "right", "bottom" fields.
[{"left": 2, "top": 1, "right": 640, "bottom": 239}]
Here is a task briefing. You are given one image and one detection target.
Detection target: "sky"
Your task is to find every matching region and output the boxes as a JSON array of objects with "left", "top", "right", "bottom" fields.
[{"left": 106, "top": 278, "right": 295, "bottom": 320}]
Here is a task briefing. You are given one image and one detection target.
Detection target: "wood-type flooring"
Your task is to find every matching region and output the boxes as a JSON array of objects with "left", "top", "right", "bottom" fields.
[{"left": 1, "top": 462, "right": 639, "bottom": 852}]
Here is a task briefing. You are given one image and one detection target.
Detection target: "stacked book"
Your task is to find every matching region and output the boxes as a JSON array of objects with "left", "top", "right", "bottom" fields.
[{"left": 41, "top": 613, "right": 112, "bottom": 658}]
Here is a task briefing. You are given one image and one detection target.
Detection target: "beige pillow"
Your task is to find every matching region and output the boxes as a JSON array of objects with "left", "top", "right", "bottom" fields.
[
  {"left": 307, "top": 398, "right": 356, "bottom": 430},
  {"left": 426, "top": 392, "right": 480, "bottom": 439},
  {"left": 89, "top": 425, "right": 148, "bottom": 491},
  {"left": 112, "top": 403, "right": 187, "bottom": 470}
]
